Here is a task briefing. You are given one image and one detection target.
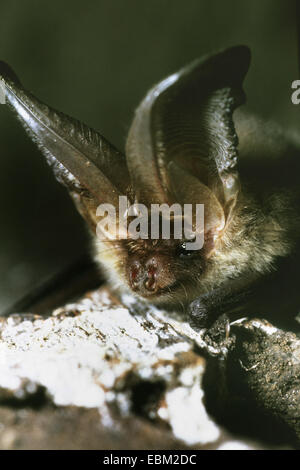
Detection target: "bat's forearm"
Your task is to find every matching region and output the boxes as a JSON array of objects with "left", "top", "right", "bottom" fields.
[{"left": 188, "top": 276, "right": 258, "bottom": 328}]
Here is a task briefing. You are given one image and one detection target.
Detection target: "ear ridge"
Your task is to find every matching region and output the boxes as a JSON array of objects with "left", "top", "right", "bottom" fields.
[
  {"left": 126, "top": 46, "right": 250, "bottom": 209},
  {"left": 168, "top": 162, "right": 225, "bottom": 241}
]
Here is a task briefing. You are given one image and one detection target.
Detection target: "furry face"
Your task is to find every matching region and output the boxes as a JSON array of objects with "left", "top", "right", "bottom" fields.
[{"left": 94, "top": 236, "right": 205, "bottom": 306}]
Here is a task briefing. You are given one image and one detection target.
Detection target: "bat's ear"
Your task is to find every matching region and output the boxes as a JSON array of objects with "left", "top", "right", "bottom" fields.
[
  {"left": 0, "top": 61, "right": 131, "bottom": 233},
  {"left": 126, "top": 45, "right": 250, "bottom": 239}
]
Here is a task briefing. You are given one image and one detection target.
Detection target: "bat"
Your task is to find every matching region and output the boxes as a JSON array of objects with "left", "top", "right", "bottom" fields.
[{"left": 1, "top": 46, "right": 300, "bottom": 330}]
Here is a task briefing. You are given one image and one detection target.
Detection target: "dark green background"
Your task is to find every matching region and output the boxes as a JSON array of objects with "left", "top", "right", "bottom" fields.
[{"left": 0, "top": 0, "right": 298, "bottom": 311}]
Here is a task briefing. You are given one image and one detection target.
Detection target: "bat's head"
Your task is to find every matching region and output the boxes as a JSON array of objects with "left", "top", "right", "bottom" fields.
[
  {"left": 0, "top": 46, "right": 251, "bottom": 307},
  {"left": 93, "top": 46, "right": 251, "bottom": 305}
]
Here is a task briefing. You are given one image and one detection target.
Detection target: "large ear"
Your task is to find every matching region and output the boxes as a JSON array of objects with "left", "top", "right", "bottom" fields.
[
  {"left": 0, "top": 61, "right": 131, "bottom": 232},
  {"left": 126, "top": 46, "right": 250, "bottom": 233}
]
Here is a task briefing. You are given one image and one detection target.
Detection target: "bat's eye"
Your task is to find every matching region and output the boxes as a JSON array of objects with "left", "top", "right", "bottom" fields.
[{"left": 177, "top": 242, "right": 194, "bottom": 258}]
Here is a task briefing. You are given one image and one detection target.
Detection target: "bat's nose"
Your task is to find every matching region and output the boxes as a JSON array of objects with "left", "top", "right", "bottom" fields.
[
  {"left": 129, "top": 258, "right": 158, "bottom": 294},
  {"left": 129, "top": 260, "right": 142, "bottom": 289},
  {"left": 143, "top": 259, "right": 158, "bottom": 292}
]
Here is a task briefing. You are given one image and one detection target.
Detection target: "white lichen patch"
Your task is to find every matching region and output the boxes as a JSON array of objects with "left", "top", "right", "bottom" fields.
[
  {"left": 0, "top": 287, "right": 222, "bottom": 446},
  {"left": 163, "top": 363, "right": 220, "bottom": 446}
]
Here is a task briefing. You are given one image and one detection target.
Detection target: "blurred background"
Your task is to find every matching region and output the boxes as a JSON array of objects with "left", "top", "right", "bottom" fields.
[{"left": 0, "top": 0, "right": 298, "bottom": 312}]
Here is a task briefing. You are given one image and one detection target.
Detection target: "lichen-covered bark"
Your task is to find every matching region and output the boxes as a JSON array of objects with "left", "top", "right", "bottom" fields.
[{"left": 0, "top": 287, "right": 298, "bottom": 449}]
